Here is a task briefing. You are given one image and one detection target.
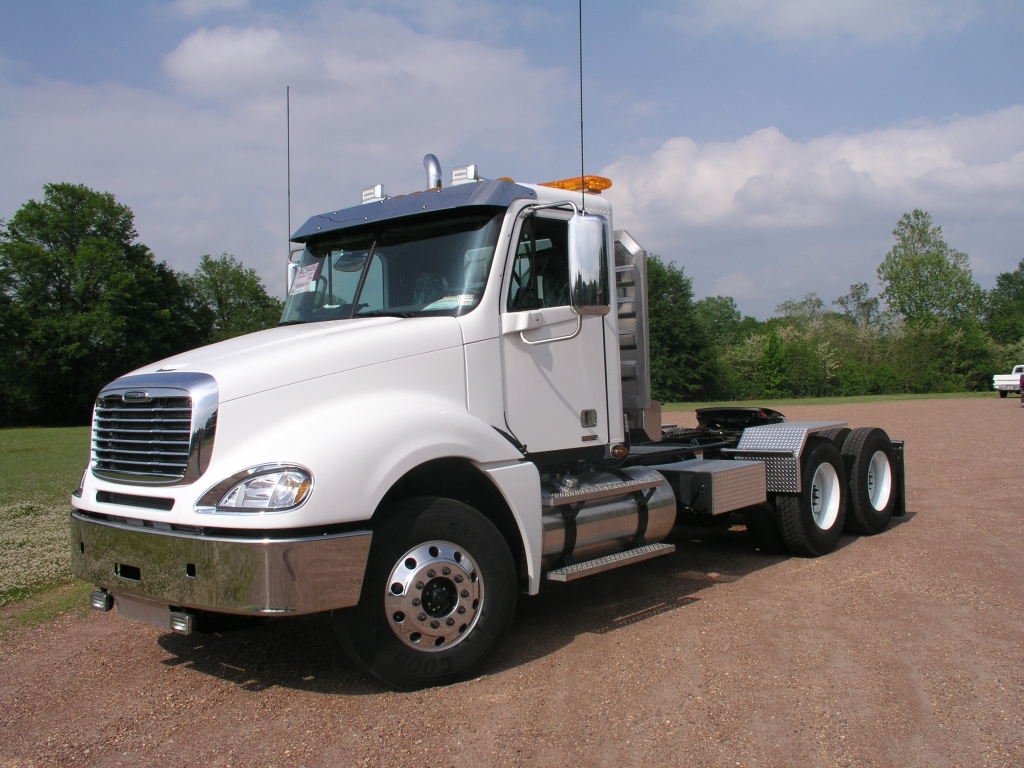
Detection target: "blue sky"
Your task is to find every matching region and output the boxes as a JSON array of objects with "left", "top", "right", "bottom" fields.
[{"left": 2, "top": 0, "right": 1023, "bottom": 316}]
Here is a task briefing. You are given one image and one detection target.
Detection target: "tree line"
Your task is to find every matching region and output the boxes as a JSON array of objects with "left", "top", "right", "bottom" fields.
[
  {"left": 0, "top": 183, "right": 282, "bottom": 426},
  {"left": 3, "top": 183, "right": 1021, "bottom": 427},
  {"left": 648, "top": 209, "right": 1024, "bottom": 403}
]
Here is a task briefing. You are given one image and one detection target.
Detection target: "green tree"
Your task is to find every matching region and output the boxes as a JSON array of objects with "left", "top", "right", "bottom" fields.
[
  {"left": 877, "top": 210, "right": 982, "bottom": 325},
  {"left": 180, "top": 253, "right": 282, "bottom": 342},
  {"left": 692, "top": 295, "right": 742, "bottom": 343},
  {"left": 0, "top": 183, "right": 207, "bottom": 426},
  {"left": 645, "top": 256, "right": 716, "bottom": 402},
  {"left": 984, "top": 258, "right": 1024, "bottom": 345},
  {"left": 834, "top": 282, "right": 881, "bottom": 328}
]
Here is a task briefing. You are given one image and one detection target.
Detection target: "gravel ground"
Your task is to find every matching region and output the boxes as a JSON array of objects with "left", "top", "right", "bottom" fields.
[{"left": 0, "top": 397, "right": 1021, "bottom": 767}]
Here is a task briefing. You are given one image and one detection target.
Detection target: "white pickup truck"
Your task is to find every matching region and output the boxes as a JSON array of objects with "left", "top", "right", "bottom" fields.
[
  {"left": 992, "top": 365, "right": 1024, "bottom": 397},
  {"left": 71, "top": 157, "right": 905, "bottom": 689}
]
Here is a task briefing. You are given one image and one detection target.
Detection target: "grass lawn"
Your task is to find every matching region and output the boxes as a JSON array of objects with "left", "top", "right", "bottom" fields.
[
  {"left": 663, "top": 390, "right": 1000, "bottom": 412},
  {"left": 0, "top": 427, "right": 90, "bottom": 613}
]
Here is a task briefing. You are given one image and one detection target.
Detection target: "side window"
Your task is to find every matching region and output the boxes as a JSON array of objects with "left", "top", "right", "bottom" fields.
[{"left": 507, "top": 216, "right": 570, "bottom": 311}]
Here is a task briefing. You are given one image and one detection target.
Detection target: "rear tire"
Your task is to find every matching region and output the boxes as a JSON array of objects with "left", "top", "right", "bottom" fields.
[
  {"left": 841, "top": 427, "right": 896, "bottom": 535},
  {"left": 332, "top": 497, "right": 518, "bottom": 690},
  {"left": 817, "top": 426, "right": 851, "bottom": 451},
  {"left": 776, "top": 438, "right": 847, "bottom": 557},
  {"left": 743, "top": 502, "right": 788, "bottom": 554},
  {"left": 1000, "top": 390, "right": 1008, "bottom": 398}
]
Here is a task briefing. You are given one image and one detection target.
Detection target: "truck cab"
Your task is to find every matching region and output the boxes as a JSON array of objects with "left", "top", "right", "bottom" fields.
[{"left": 71, "top": 162, "right": 905, "bottom": 690}]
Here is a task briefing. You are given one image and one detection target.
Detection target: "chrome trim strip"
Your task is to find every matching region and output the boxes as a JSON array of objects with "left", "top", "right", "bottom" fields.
[
  {"left": 92, "top": 372, "right": 218, "bottom": 487},
  {"left": 70, "top": 512, "right": 372, "bottom": 615}
]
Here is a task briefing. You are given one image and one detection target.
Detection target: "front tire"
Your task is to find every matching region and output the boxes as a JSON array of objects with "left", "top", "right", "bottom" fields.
[
  {"left": 332, "top": 497, "right": 518, "bottom": 690},
  {"left": 776, "top": 437, "right": 847, "bottom": 557}
]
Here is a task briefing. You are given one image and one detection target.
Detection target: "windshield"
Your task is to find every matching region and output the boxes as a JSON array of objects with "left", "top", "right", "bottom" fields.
[{"left": 280, "top": 209, "right": 505, "bottom": 324}]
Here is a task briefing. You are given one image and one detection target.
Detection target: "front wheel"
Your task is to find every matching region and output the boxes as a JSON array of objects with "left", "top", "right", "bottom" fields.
[
  {"left": 776, "top": 437, "right": 847, "bottom": 557},
  {"left": 332, "top": 497, "right": 518, "bottom": 690}
]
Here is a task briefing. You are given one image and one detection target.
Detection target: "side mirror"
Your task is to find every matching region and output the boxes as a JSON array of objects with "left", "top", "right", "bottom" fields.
[{"left": 567, "top": 213, "right": 611, "bottom": 316}]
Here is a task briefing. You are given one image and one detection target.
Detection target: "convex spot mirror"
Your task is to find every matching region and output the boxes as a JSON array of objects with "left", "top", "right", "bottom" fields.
[{"left": 567, "top": 213, "right": 611, "bottom": 316}]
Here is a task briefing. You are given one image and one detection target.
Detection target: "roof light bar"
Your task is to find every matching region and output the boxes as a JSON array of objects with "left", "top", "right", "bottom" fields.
[
  {"left": 361, "top": 184, "right": 385, "bottom": 204},
  {"left": 539, "top": 175, "right": 612, "bottom": 194},
  {"left": 451, "top": 165, "right": 481, "bottom": 185}
]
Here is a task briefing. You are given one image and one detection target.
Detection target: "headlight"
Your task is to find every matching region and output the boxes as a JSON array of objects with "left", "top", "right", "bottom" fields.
[
  {"left": 197, "top": 465, "right": 313, "bottom": 513},
  {"left": 219, "top": 469, "right": 311, "bottom": 510}
]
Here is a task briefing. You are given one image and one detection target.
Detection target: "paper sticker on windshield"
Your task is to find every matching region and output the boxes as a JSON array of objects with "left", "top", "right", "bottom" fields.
[
  {"left": 423, "top": 294, "right": 477, "bottom": 311},
  {"left": 289, "top": 261, "right": 322, "bottom": 295}
]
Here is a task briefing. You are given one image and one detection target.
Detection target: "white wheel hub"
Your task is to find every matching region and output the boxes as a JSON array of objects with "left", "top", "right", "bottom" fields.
[
  {"left": 866, "top": 450, "right": 892, "bottom": 511},
  {"left": 809, "top": 462, "right": 841, "bottom": 530}
]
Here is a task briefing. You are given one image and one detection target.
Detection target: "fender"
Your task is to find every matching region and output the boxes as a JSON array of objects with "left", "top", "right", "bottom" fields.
[{"left": 175, "top": 347, "right": 526, "bottom": 532}]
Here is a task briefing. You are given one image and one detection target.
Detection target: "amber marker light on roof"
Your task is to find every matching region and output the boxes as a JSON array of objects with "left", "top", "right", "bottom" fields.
[{"left": 539, "top": 175, "right": 613, "bottom": 194}]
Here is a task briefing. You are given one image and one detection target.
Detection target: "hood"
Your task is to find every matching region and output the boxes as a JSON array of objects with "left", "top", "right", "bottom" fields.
[{"left": 124, "top": 317, "right": 464, "bottom": 402}]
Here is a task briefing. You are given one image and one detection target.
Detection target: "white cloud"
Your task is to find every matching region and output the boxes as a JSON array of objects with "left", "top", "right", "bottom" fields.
[
  {"left": 603, "top": 106, "right": 1024, "bottom": 315},
  {"left": 0, "top": 10, "right": 568, "bottom": 297},
  {"left": 668, "top": 0, "right": 990, "bottom": 45},
  {"left": 169, "top": 0, "right": 250, "bottom": 18}
]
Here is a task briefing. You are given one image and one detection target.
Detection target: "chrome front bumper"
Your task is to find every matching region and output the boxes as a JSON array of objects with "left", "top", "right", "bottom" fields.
[{"left": 70, "top": 512, "right": 372, "bottom": 615}]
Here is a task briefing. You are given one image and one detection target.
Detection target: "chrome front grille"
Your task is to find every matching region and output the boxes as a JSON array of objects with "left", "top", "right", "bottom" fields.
[
  {"left": 93, "top": 396, "right": 193, "bottom": 481},
  {"left": 91, "top": 372, "right": 219, "bottom": 486}
]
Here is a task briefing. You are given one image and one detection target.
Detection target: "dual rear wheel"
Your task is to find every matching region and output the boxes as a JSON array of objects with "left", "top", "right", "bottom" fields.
[{"left": 747, "top": 427, "right": 898, "bottom": 557}]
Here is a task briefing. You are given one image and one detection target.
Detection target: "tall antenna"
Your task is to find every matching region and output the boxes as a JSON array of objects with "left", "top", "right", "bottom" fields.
[
  {"left": 286, "top": 85, "right": 292, "bottom": 247},
  {"left": 578, "top": 0, "right": 585, "bottom": 214}
]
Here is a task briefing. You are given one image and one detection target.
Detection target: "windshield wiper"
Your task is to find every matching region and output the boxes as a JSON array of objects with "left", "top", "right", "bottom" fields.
[
  {"left": 277, "top": 320, "right": 307, "bottom": 326},
  {"left": 355, "top": 311, "right": 417, "bottom": 318}
]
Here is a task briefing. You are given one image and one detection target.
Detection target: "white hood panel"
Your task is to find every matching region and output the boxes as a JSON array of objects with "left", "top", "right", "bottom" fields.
[{"left": 126, "top": 317, "right": 464, "bottom": 402}]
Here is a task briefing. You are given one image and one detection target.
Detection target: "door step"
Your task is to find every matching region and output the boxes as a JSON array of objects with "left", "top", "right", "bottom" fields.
[
  {"left": 542, "top": 475, "right": 663, "bottom": 508},
  {"left": 546, "top": 543, "right": 676, "bottom": 582}
]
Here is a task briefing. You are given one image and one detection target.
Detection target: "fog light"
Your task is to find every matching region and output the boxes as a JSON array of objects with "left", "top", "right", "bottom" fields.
[
  {"left": 169, "top": 612, "right": 194, "bottom": 635},
  {"left": 90, "top": 590, "right": 113, "bottom": 612}
]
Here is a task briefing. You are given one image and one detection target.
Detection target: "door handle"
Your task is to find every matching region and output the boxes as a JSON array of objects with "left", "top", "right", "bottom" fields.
[{"left": 519, "top": 314, "right": 582, "bottom": 346}]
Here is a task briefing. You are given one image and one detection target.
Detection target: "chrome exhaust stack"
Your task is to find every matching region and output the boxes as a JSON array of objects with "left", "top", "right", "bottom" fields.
[{"left": 423, "top": 154, "right": 442, "bottom": 190}]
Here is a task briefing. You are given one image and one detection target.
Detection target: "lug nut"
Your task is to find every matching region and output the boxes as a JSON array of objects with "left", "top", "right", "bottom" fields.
[
  {"left": 415, "top": 581, "right": 424, "bottom": 590},
  {"left": 411, "top": 598, "right": 421, "bottom": 606},
  {"left": 442, "top": 567, "right": 451, "bottom": 576},
  {"left": 457, "top": 606, "right": 466, "bottom": 614},
  {"left": 430, "top": 620, "right": 440, "bottom": 629},
  {"left": 454, "top": 575, "right": 463, "bottom": 583},
  {"left": 446, "top": 618, "right": 455, "bottom": 626},
  {"left": 418, "top": 613, "right": 427, "bottom": 622},
  {"left": 460, "top": 589, "right": 469, "bottom": 598},
  {"left": 427, "top": 569, "right": 436, "bottom": 578}
]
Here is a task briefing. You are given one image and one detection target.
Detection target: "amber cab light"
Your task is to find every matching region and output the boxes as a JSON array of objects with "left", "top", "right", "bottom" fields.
[{"left": 539, "top": 175, "right": 612, "bottom": 194}]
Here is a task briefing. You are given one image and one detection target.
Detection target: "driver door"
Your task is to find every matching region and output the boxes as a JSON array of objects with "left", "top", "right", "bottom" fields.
[{"left": 500, "top": 212, "right": 609, "bottom": 454}]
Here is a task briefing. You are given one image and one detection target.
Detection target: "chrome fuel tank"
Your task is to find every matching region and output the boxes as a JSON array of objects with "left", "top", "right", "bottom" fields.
[{"left": 541, "top": 466, "right": 676, "bottom": 570}]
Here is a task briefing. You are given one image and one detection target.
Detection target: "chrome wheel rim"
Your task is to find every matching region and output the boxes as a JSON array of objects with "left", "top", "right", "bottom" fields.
[
  {"left": 385, "top": 540, "right": 483, "bottom": 652},
  {"left": 809, "top": 462, "right": 841, "bottom": 530},
  {"left": 866, "top": 450, "right": 892, "bottom": 511}
]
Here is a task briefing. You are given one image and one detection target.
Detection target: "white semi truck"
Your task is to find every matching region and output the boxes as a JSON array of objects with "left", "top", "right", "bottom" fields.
[{"left": 71, "top": 158, "right": 905, "bottom": 690}]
